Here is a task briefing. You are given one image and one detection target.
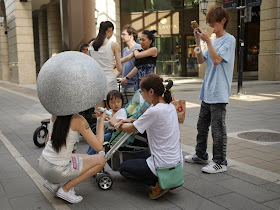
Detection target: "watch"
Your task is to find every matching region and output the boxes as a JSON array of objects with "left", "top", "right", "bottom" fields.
[{"left": 125, "top": 76, "right": 130, "bottom": 80}]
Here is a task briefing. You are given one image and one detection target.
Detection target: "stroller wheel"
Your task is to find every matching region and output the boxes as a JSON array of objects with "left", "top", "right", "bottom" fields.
[
  {"left": 33, "top": 126, "right": 48, "bottom": 148},
  {"left": 96, "top": 173, "right": 113, "bottom": 190}
]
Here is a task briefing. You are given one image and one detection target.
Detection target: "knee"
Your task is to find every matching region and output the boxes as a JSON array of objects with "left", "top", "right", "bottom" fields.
[{"left": 97, "top": 154, "right": 106, "bottom": 168}]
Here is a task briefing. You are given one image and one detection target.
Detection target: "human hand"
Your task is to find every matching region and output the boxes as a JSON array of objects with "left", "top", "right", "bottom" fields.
[
  {"left": 200, "top": 30, "right": 211, "bottom": 43},
  {"left": 121, "top": 77, "right": 128, "bottom": 85},
  {"left": 99, "top": 108, "right": 108, "bottom": 121},
  {"left": 193, "top": 27, "right": 202, "bottom": 43}
]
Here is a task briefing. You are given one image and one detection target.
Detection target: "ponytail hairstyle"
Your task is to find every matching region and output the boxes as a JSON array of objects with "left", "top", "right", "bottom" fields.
[
  {"left": 141, "top": 30, "right": 157, "bottom": 47},
  {"left": 93, "top": 21, "right": 114, "bottom": 51},
  {"left": 140, "top": 73, "right": 173, "bottom": 104},
  {"left": 51, "top": 114, "right": 73, "bottom": 153}
]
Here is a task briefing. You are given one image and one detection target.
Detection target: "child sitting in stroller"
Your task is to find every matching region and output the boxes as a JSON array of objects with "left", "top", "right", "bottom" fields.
[{"left": 86, "top": 90, "right": 127, "bottom": 155}]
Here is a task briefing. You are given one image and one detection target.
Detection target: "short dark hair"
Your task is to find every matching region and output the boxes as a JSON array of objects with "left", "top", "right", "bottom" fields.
[
  {"left": 141, "top": 30, "right": 157, "bottom": 47},
  {"left": 206, "top": 6, "right": 230, "bottom": 29},
  {"left": 122, "top": 25, "right": 138, "bottom": 42},
  {"left": 79, "top": 43, "right": 89, "bottom": 52},
  {"left": 106, "top": 90, "right": 124, "bottom": 108}
]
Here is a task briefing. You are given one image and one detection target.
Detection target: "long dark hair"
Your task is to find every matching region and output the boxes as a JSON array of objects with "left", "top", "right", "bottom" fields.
[
  {"left": 93, "top": 21, "right": 114, "bottom": 51},
  {"left": 142, "top": 30, "right": 157, "bottom": 47},
  {"left": 51, "top": 114, "right": 73, "bottom": 153},
  {"left": 140, "top": 74, "right": 173, "bottom": 103}
]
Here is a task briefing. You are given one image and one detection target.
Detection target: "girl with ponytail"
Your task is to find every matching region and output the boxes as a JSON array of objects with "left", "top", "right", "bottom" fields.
[
  {"left": 89, "top": 21, "right": 122, "bottom": 106},
  {"left": 120, "top": 30, "right": 158, "bottom": 90},
  {"left": 109, "top": 73, "right": 182, "bottom": 200}
]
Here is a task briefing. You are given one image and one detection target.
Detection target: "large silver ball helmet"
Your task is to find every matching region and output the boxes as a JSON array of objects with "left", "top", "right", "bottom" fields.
[{"left": 37, "top": 51, "right": 107, "bottom": 116}]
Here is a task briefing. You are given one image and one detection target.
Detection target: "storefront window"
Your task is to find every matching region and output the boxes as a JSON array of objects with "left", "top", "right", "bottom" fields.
[
  {"left": 154, "top": 35, "right": 181, "bottom": 76},
  {"left": 186, "top": 36, "right": 198, "bottom": 76},
  {"left": 121, "top": 0, "right": 144, "bottom": 13},
  {"left": 146, "top": 0, "right": 182, "bottom": 12},
  {"left": 184, "top": 0, "right": 199, "bottom": 9}
]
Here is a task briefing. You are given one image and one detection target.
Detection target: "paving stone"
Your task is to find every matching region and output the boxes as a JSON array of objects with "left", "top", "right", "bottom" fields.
[
  {"left": 182, "top": 175, "right": 231, "bottom": 198},
  {"left": 164, "top": 187, "right": 226, "bottom": 210},
  {"left": 10, "top": 193, "right": 54, "bottom": 210},
  {"left": 0, "top": 197, "right": 12, "bottom": 210},
  {"left": 263, "top": 198, "right": 280, "bottom": 210},
  {"left": 260, "top": 182, "right": 280, "bottom": 194},
  {"left": 225, "top": 168, "right": 270, "bottom": 185},
  {"left": 209, "top": 192, "right": 271, "bottom": 210},
  {"left": 217, "top": 178, "right": 280, "bottom": 203},
  {"left": 0, "top": 163, "right": 28, "bottom": 180},
  {"left": 2, "top": 176, "right": 41, "bottom": 198}
]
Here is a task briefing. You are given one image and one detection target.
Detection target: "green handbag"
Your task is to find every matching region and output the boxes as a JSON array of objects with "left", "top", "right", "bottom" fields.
[
  {"left": 156, "top": 162, "right": 184, "bottom": 190},
  {"left": 153, "top": 152, "right": 184, "bottom": 190}
]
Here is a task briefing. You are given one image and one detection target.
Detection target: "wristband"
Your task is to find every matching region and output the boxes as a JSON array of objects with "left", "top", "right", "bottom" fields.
[
  {"left": 194, "top": 46, "right": 201, "bottom": 54},
  {"left": 125, "top": 76, "right": 130, "bottom": 80}
]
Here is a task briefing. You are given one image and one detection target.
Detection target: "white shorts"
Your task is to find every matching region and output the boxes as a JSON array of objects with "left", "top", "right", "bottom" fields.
[{"left": 39, "top": 155, "right": 83, "bottom": 184}]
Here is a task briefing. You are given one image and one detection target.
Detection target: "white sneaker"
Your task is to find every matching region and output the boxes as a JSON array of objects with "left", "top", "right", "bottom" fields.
[
  {"left": 202, "top": 162, "right": 227, "bottom": 174},
  {"left": 184, "top": 154, "right": 208, "bottom": 164},
  {"left": 56, "top": 187, "right": 83, "bottom": 204},
  {"left": 43, "top": 180, "right": 60, "bottom": 196}
]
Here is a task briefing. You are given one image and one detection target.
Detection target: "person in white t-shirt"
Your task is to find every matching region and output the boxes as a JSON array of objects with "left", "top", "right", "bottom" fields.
[
  {"left": 86, "top": 90, "right": 127, "bottom": 155},
  {"left": 109, "top": 73, "right": 182, "bottom": 200}
]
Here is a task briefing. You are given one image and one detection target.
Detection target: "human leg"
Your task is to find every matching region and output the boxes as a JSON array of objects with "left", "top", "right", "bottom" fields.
[
  {"left": 195, "top": 101, "right": 211, "bottom": 160},
  {"left": 201, "top": 103, "right": 227, "bottom": 174},
  {"left": 120, "top": 158, "right": 157, "bottom": 186},
  {"left": 210, "top": 103, "right": 227, "bottom": 165},
  {"left": 61, "top": 154, "right": 105, "bottom": 192}
]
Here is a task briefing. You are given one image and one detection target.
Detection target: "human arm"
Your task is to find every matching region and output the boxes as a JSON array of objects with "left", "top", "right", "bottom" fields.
[
  {"left": 45, "top": 115, "right": 56, "bottom": 144},
  {"left": 109, "top": 118, "right": 137, "bottom": 133},
  {"left": 75, "top": 112, "right": 107, "bottom": 152},
  {"left": 120, "top": 52, "right": 134, "bottom": 63},
  {"left": 120, "top": 66, "right": 138, "bottom": 85},
  {"left": 193, "top": 27, "right": 205, "bottom": 64},
  {"left": 112, "top": 42, "right": 123, "bottom": 73},
  {"left": 133, "top": 47, "right": 157, "bottom": 58},
  {"left": 200, "top": 31, "right": 223, "bottom": 66}
]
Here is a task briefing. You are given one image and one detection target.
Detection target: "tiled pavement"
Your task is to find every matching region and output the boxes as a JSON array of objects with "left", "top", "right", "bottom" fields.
[{"left": 0, "top": 80, "right": 280, "bottom": 209}]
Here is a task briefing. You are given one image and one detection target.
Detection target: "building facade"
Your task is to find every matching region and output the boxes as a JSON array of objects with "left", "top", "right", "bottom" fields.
[{"left": 0, "top": 0, "right": 279, "bottom": 84}]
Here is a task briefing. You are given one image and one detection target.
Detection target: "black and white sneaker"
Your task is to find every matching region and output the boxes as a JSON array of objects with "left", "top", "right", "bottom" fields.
[
  {"left": 202, "top": 161, "right": 227, "bottom": 174},
  {"left": 184, "top": 154, "right": 208, "bottom": 164}
]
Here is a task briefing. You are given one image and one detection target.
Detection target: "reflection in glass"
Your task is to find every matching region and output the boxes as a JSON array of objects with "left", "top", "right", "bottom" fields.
[{"left": 121, "top": 0, "right": 144, "bottom": 13}]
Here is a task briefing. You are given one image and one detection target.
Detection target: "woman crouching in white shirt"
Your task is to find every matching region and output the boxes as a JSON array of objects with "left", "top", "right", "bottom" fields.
[{"left": 109, "top": 73, "right": 182, "bottom": 200}]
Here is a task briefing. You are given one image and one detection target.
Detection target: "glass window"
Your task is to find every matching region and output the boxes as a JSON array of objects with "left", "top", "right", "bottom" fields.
[
  {"left": 146, "top": 0, "right": 182, "bottom": 12},
  {"left": 184, "top": 0, "right": 199, "bottom": 9},
  {"left": 121, "top": 0, "right": 144, "bottom": 13}
]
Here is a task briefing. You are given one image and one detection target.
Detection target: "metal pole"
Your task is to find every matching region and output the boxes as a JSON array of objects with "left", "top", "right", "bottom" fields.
[{"left": 237, "top": 4, "right": 246, "bottom": 94}]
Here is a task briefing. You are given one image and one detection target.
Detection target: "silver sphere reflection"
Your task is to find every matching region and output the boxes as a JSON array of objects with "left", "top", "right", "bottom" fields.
[{"left": 37, "top": 51, "right": 107, "bottom": 116}]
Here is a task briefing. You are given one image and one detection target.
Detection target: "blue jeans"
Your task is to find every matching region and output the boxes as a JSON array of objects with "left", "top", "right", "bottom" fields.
[
  {"left": 120, "top": 153, "right": 158, "bottom": 186},
  {"left": 195, "top": 101, "right": 227, "bottom": 165},
  {"left": 86, "top": 132, "right": 111, "bottom": 155}
]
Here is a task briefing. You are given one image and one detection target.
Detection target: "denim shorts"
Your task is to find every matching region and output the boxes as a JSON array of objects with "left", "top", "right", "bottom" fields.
[{"left": 39, "top": 155, "right": 83, "bottom": 184}]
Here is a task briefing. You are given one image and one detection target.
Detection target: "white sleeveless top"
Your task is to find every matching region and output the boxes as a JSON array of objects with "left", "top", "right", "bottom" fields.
[
  {"left": 90, "top": 39, "right": 118, "bottom": 96},
  {"left": 42, "top": 118, "right": 78, "bottom": 166},
  {"left": 90, "top": 39, "right": 114, "bottom": 74}
]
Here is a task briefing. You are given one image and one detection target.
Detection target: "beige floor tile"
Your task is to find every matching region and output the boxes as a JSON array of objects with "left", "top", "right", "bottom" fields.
[
  {"left": 250, "top": 153, "right": 280, "bottom": 161},
  {"left": 234, "top": 156, "right": 266, "bottom": 165},
  {"left": 236, "top": 148, "right": 264, "bottom": 156},
  {"left": 251, "top": 146, "right": 280, "bottom": 153},
  {"left": 236, "top": 141, "right": 260, "bottom": 148},
  {"left": 227, "top": 145, "right": 248, "bottom": 152},
  {"left": 227, "top": 151, "right": 247, "bottom": 159},
  {"left": 251, "top": 162, "right": 280, "bottom": 172},
  {"left": 270, "top": 159, "right": 280, "bottom": 165}
]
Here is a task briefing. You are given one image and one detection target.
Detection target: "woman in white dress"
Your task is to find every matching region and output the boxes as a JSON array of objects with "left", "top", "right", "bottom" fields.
[{"left": 89, "top": 21, "right": 122, "bottom": 107}]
